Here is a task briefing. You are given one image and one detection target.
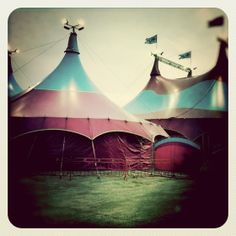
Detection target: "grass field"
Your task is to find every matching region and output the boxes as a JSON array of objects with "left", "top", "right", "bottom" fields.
[{"left": 9, "top": 170, "right": 227, "bottom": 228}]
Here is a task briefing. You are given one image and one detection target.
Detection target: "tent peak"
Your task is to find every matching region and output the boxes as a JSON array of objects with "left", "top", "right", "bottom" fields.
[
  {"left": 63, "top": 20, "right": 85, "bottom": 54},
  {"left": 64, "top": 32, "right": 80, "bottom": 54},
  {"left": 217, "top": 37, "right": 228, "bottom": 48},
  {"left": 8, "top": 49, "right": 23, "bottom": 97},
  {"left": 150, "top": 54, "right": 161, "bottom": 77}
]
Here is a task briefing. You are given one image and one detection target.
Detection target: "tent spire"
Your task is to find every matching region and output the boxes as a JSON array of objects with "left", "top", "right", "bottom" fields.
[
  {"left": 8, "top": 49, "right": 19, "bottom": 75},
  {"left": 8, "top": 49, "right": 23, "bottom": 97},
  {"left": 64, "top": 32, "right": 80, "bottom": 54},
  {"left": 150, "top": 54, "right": 161, "bottom": 77},
  {"left": 215, "top": 37, "right": 228, "bottom": 83},
  {"left": 63, "top": 19, "right": 85, "bottom": 54},
  {"left": 187, "top": 69, "right": 192, "bottom": 77},
  {"left": 8, "top": 51, "right": 13, "bottom": 75}
]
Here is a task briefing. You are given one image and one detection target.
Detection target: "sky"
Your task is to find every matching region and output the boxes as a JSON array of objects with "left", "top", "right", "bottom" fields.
[{"left": 8, "top": 8, "right": 228, "bottom": 106}]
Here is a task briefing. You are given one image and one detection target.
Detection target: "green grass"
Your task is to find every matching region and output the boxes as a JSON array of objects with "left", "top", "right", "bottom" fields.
[
  {"left": 10, "top": 174, "right": 198, "bottom": 228},
  {"left": 9, "top": 148, "right": 228, "bottom": 228}
]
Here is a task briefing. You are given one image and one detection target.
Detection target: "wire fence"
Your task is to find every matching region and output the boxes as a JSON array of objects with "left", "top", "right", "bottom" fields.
[{"left": 25, "top": 169, "right": 189, "bottom": 180}]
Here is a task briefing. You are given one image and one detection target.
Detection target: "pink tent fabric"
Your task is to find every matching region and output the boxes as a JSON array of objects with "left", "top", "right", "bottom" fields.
[{"left": 10, "top": 90, "right": 166, "bottom": 140}]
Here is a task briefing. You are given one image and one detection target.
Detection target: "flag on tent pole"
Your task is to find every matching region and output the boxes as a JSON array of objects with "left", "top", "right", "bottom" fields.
[
  {"left": 145, "top": 35, "right": 157, "bottom": 44},
  {"left": 208, "top": 16, "right": 224, "bottom": 27},
  {"left": 179, "top": 51, "right": 191, "bottom": 59}
]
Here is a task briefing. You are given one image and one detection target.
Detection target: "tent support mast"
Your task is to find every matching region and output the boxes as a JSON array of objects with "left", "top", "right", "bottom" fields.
[
  {"left": 151, "top": 140, "right": 155, "bottom": 175},
  {"left": 118, "top": 135, "right": 128, "bottom": 180},
  {"left": 26, "top": 134, "right": 38, "bottom": 174},
  {"left": 27, "top": 134, "right": 38, "bottom": 161},
  {"left": 60, "top": 135, "right": 66, "bottom": 179},
  {"left": 91, "top": 139, "right": 99, "bottom": 178}
]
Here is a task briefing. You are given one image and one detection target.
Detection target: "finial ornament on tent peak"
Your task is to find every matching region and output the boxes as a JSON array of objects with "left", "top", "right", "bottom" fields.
[{"left": 63, "top": 19, "right": 84, "bottom": 33}]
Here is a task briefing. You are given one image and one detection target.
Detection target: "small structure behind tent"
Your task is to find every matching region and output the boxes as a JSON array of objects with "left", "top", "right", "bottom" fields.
[{"left": 154, "top": 137, "right": 201, "bottom": 174}]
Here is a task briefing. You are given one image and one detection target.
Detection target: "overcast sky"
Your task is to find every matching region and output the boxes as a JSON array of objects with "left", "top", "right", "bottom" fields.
[{"left": 8, "top": 8, "right": 227, "bottom": 106}]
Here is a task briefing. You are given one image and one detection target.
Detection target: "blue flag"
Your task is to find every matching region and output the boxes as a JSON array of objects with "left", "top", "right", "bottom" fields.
[
  {"left": 179, "top": 51, "right": 191, "bottom": 59},
  {"left": 145, "top": 35, "right": 157, "bottom": 44}
]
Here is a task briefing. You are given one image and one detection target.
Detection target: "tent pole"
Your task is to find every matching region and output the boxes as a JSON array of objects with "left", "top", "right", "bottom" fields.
[
  {"left": 116, "top": 134, "right": 128, "bottom": 180},
  {"left": 26, "top": 134, "right": 38, "bottom": 174},
  {"left": 27, "top": 134, "right": 38, "bottom": 160},
  {"left": 151, "top": 140, "right": 155, "bottom": 175},
  {"left": 202, "top": 133, "right": 205, "bottom": 158},
  {"left": 91, "top": 139, "right": 100, "bottom": 178},
  {"left": 120, "top": 137, "right": 128, "bottom": 180},
  {"left": 60, "top": 135, "right": 66, "bottom": 179}
]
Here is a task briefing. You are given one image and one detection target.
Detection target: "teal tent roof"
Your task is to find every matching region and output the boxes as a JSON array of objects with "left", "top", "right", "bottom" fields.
[
  {"left": 125, "top": 38, "right": 228, "bottom": 119},
  {"left": 36, "top": 32, "right": 99, "bottom": 93}
]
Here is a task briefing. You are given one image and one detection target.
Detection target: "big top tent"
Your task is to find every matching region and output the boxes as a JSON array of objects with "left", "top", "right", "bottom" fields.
[{"left": 9, "top": 22, "right": 168, "bottom": 175}]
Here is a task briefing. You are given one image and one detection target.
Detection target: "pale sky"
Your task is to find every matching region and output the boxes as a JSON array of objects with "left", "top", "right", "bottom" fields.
[{"left": 8, "top": 8, "right": 227, "bottom": 106}]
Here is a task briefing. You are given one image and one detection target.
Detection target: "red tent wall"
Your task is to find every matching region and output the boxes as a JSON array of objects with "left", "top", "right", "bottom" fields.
[
  {"left": 9, "top": 130, "right": 152, "bottom": 175},
  {"left": 154, "top": 142, "right": 201, "bottom": 174}
]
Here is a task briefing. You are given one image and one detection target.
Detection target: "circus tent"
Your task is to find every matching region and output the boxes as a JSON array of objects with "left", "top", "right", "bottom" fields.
[
  {"left": 9, "top": 28, "right": 168, "bottom": 174},
  {"left": 125, "top": 38, "right": 228, "bottom": 172},
  {"left": 125, "top": 38, "right": 228, "bottom": 142}
]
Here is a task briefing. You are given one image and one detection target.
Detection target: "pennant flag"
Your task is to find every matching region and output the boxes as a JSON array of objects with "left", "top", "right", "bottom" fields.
[
  {"left": 145, "top": 35, "right": 157, "bottom": 44},
  {"left": 208, "top": 16, "right": 224, "bottom": 27},
  {"left": 179, "top": 51, "right": 191, "bottom": 59}
]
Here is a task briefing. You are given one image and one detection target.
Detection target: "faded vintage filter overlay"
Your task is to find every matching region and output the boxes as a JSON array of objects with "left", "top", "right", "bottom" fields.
[{"left": 2, "top": 4, "right": 235, "bottom": 235}]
